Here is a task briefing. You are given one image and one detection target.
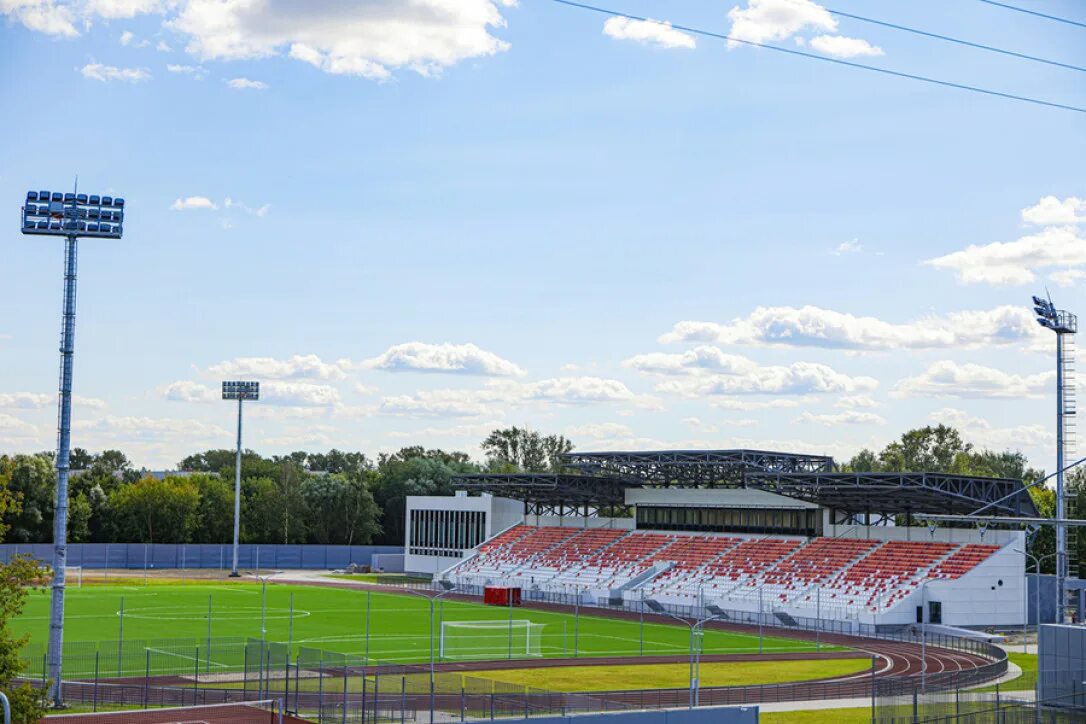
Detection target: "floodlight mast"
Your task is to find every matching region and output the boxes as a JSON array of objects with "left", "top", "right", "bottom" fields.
[
  {"left": 20, "top": 185, "right": 125, "bottom": 707},
  {"left": 222, "top": 381, "right": 259, "bottom": 577},
  {"left": 1032, "top": 294, "right": 1078, "bottom": 623}
]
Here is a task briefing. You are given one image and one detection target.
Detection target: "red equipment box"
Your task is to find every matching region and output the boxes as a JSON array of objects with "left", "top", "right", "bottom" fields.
[{"left": 484, "top": 586, "right": 522, "bottom": 606}]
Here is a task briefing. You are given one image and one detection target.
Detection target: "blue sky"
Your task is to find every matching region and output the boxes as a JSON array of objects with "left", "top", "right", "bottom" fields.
[{"left": 1, "top": 0, "right": 1084, "bottom": 470}]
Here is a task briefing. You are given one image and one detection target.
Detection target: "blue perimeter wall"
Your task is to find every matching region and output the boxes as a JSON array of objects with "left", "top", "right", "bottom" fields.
[{"left": 0, "top": 543, "right": 404, "bottom": 570}]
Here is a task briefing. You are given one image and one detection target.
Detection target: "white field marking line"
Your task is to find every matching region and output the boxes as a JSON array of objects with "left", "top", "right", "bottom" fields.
[
  {"left": 115, "top": 607, "right": 313, "bottom": 621},
  {"left": 831, "top": 654, "right": 893, "bottom": 680},
  {"left": 144, "top": 647, "right": 231, "bottom": 670}
]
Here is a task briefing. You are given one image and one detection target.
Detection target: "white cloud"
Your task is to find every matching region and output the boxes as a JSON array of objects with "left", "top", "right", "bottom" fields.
[
  {"left": 223, "top": 197, "right": 270, "bottom": 216},
  {"left": 833, "top": 239, "right": 862, "bottom": 255},
  {"left": 711, "top": 397, "right": 806, "bottom": 411},
  {"left": 931, "top": 407, "right": 1054, "bottom": 451},
  {"left": 85, "top": 0, "right": 163, "bottom": 19},
  {"left": 809, "top": 34, "right": 883, "bottom": 58},
  {"left": 624, "top": 346, "right": 756, "bottom": 376},
  {"left": 835, "top": 394, "right": 878, "bottom": 409},
  {"left": 156, "top": 40, "right": 171, "bottom": 51},
  {"left": 0, "top": 0, "right": 78, "bottom": 37},
  {"left": 0, "top": 392, "right": 53, "bottom": 409},
  {"left": 167, "top": 63, "right": 204, "bottom": 75},
  {"left": 261, "top": 381, "right": 341, "bottom": 407},
  {"left": 727, "top": 0, "right": 835, "bottom": 46},
  {"left": 208, "top": 354, "right": 354, "bottom": 381},
  {"left": 385, "top": 420, "right": 502, "bottom": 440},
  {"left": 894, "top": 361, "right": 1053, "bottom": 399},
  {"left": 517, "top": 377, "right": 653, "bottom": 406},
  {"left": 1021, "top": 196, "right": 1085, "bottom": 226},
  {"left": 795, "top": 410, "right": 886, "bottom": 426},
  {"left": 567, "top": 422, "right": 636, "bottom": 439},
  {"left": 602, "top": 17, "right": 696, "bottom": 49},
  {"left": 161, "top": 380, "right": 217, "bottom": 403},
  {"left": 74, "top": 415, "right": 227, "bottom": 442},
  {"left": 365, "top": 342, "right": 526, "bottom": 377},
  {"left": 226, "top": 77, "right": 268, "bottom": 90},
  {"left": 0, "top": 413, "right": 40, "bottom": 437},
  {"left": 659, "top": 304, "right": 1041, "bottom": 351},
  {"left": 926, "top": 225, "right": 1086, "bottom": 286},
  {"left": 377, "top": 374, "right": 656, "bottom": 418},
  {"left": 655, "top": 361, "right": 877, "bottom": 397},
  {"left": 74, "top": 395, "right": 108, "bottom": 410},
  {"left": 80, "top": 63, "right": 150, "bottom": 82},
  {"left": 379, "top": 389, "right": 496, "bottom": 418},
  {"left": 120, "top": 30, "right": 134, "bottom": 45},
  {"left": 681, "top": 416, "right": 756, "bottom": 432},
  {"left": 168, "top": 0, "right": 515, "bottom": 80},
  {"left": 1050, "top": 269, "right": 1086, "bottom": 287},
  {"left": 170, "top": 195, "right": 217, "bottom": 211}
]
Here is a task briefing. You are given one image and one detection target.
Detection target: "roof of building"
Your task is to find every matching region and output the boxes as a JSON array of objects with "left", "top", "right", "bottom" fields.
[{"left": 454, "top": 448, "right": 1039, "bottom": 517}]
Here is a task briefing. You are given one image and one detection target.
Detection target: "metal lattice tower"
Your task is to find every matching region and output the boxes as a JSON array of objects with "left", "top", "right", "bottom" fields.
[
  {"left": 20, "top": 186, "right": 125, "bottom": 706},
  {"left": 1033, "top": 294, "right": 1078, "bottom": 622},
  {"left": 1063, "top": 334, "right": 1078, "bottom": 580}
]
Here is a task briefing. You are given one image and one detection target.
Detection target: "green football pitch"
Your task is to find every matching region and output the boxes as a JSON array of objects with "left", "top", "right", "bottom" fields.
[{"left": 14, "top": 582, "right": 841, "bottom": 678}]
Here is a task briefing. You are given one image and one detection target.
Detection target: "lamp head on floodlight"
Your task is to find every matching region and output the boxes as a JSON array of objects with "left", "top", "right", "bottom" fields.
[
  {"left": 1031, "top": 293, "right": 1077, "bottom": 334},
  {"left": 21, "top": 189, "right": 124, "bottom": 238},
  {"left": 222, "top": 381, "right": 259, "bottom": 400}
]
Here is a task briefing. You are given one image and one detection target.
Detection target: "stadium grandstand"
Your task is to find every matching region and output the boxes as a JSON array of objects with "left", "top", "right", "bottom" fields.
[{"left": 405, "top": 449, "right": 1038, "bottom": 629}]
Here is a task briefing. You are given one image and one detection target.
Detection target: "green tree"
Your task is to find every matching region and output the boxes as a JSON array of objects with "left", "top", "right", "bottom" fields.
[
  {"left": 67, "top": 492, "right": 92, "bottom": 543},
  {"left": 303, "top": 472, "right": 381, "bottom": 545},
  {"left": 109, "top": 476, "right": 200, "bottom": 543},
  {"left": 372, "top": 447, "right": 478, "bottom": 545},
  {"left": 0, "top": 454, "right": 55, "bottom": 543},
  {"left": 189, "top": 474, "right": 234, "bottom": 544},
  {"left": 876, "top": 425, "right": 972, "bottom": 473},
  {"left": 69, "top": 447, "right": 93, "bottom": 470},
  {"left": 0, "top": 556, "right": 48, "bottom": 722},
  {"left": 481, "top": 427, "right": 573, "bottom": 472}
]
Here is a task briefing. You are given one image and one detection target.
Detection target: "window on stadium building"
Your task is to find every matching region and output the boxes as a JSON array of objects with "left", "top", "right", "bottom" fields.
[
  {"left": 408, "top": 509, "right": 488, "bottom": 557},
  {"left": 635, "top": 505, "right": 821, "bottom": 537}
]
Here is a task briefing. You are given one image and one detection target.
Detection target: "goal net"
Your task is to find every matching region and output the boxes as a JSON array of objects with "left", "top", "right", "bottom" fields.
[
  {"left": 439, "top": 620, "right": 545, "bottom": 660},
  {"left": 62, "top": 566, "right": 82, "bottom": 588}
]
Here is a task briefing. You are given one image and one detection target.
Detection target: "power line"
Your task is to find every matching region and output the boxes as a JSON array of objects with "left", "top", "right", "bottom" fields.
[
  {"left": 823, "top": 6, "right": 1085, "bottom": 73},
  {"left": 549, "top": 0, "right": 1086, "bottom": 114},
  {"left": 976, "top": 0, "right": 1086, "bottom": 30}
]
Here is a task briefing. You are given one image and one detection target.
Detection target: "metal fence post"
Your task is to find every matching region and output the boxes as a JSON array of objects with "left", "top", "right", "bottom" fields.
[
  {"left": 870, "top": 655, "right": 876, "bottom": 723},
  {"left": 401, "top": 675, "right": 406, "bottom": 724},
  {"left": 364, "top": 590, "right": 371, "bottom": 663},
  {"left": 143, "top": 649, "right": 150, "bottom": 708},
  {"left": 207, "top": 594, "right": 213, "bottom": 673},
  {"left": 341, "top": 664, "right": 348, "bottom": 724},
  {"left": 117, "top": 595, "right": 124, "bottom": 676},
  {"left": 92, "top": 651, "right": 99, "bottom": 712},
  {"left": 574, "top": 602, "right": 579, "bottom": 658},
  {"left": 460, "top": 687, "right": 465, "bottom": 722}
]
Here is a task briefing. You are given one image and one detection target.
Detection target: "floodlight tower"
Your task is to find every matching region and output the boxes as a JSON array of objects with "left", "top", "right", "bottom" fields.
[
  {"left": 1032, "top": 294, "right": 1078, "bottom": 623},
  {"left": 20, "top": 187, "right": 125, "bottom": 706},
  {"left": 222, "top": 381, "right": 259, "bottom": 577}
]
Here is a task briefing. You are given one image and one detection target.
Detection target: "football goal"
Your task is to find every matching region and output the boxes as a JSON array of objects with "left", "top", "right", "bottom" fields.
[
  {"left": 62, "top": 565, "right": 82, "bottom": 588},
  {"left": 439, "top": 620, "right": 546, "bottom": 660}
]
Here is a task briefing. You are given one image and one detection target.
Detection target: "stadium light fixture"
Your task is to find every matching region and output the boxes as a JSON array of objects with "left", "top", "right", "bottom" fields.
[
  {"left": 1031, "top": 293, "right": 1078, "bottom": 624},
  {"left": 20, "top": 185, "right": 125, "bottom": 708},
  {"left": 222, "top": 381, "right": 259, "bottom": 577}
]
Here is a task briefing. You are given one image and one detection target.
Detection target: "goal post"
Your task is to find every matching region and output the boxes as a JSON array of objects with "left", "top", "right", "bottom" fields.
[
  {"left": 62, "top": 565, "right": 82, "bottom": 588},
  {"left": 439, "top": 620, "right": 545, "bottom": 660}
]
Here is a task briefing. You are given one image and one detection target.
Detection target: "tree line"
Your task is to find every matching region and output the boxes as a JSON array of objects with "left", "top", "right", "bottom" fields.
[
  {"left": 0, "top": 426, "right": 571, "bottom": 547},
  {"left": 0, "top": 424, "right": 1082, "bottom": 570}
]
